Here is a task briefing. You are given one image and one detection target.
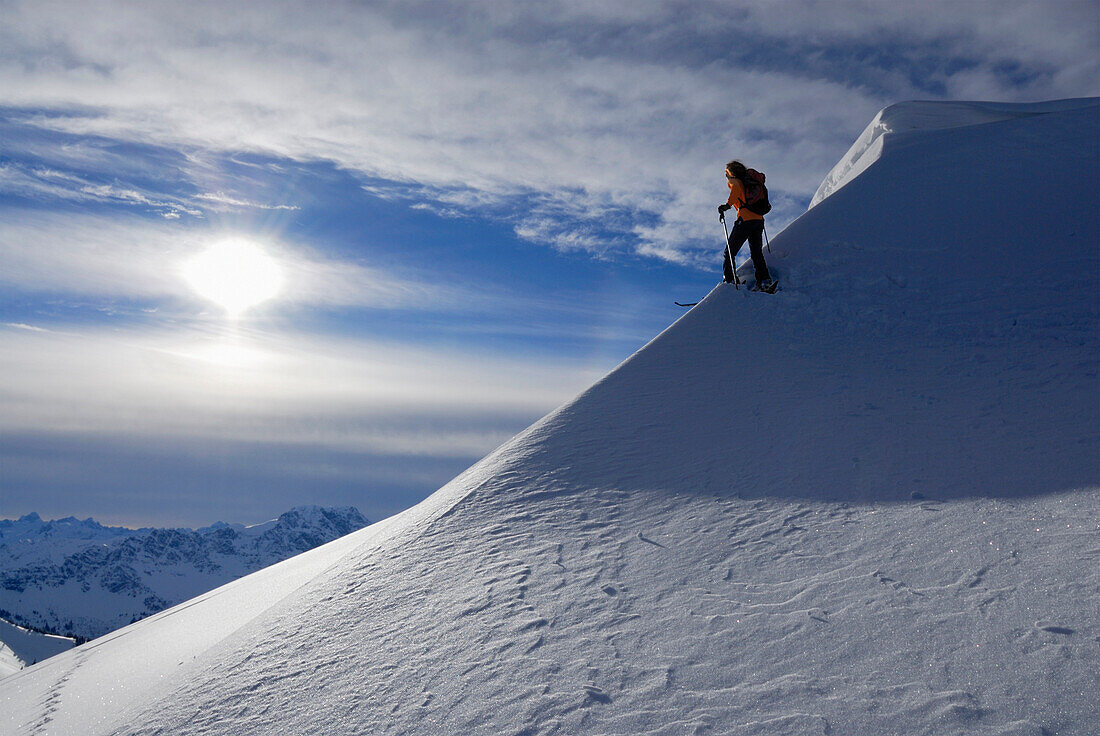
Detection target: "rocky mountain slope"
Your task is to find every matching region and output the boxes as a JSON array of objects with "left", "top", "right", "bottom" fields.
[{"left": 0, "top": 506, "right": 368, "bottom": 640}]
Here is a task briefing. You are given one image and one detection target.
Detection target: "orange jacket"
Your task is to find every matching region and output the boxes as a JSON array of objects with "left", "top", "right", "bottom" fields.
[{"left": 726, "top": 177, "right": 764, "bottom": 221}]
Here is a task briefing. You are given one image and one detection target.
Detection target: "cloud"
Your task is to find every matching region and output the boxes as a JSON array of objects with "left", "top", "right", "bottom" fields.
[
  {"left": 0, "top": 150, "right": 298, "bottom": 218},
  {"left": 0, "top": 210, "right": 458, "bottom": 311},
  {"left": 0, "top": 322, "right": 603, "bottom": 457},
  {"left": 194, "top": 192, "right": 299, "bottom": 211},
  {"left": 3, "top": 1, "right": 1094, "bottom": 262},
  {"left": 0, "top": 158, "right": 201, "bottom": 217},
  {"left": 79, "top": 183, "right": 203, "bottom": 216},
  {"left": 4, "top": 322, "right": 51, "bottom": 332}
]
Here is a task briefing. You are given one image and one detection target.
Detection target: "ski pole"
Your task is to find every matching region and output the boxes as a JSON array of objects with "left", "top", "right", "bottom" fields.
[
  {"left": 763, "top": 221, "right": 771, "bottom": 253},
  {"left": 721, "top": 214, "right": 740, "bottom": 288}
]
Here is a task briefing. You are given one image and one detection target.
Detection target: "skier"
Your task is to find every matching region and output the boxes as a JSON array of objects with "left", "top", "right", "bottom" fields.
[{"left": 718, "top": 160, "right": 776, "bottom": 293}]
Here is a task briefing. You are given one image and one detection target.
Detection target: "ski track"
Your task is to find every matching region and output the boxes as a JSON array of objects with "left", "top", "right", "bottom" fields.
[{"left": 28, "top": 647, "right": 85, "bottom": 736}]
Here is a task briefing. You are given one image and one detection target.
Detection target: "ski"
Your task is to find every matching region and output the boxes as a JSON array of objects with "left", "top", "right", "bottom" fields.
[
  {"left": 755, "top": 280, "right": 779, "bottom": 294},
  {"left": 678, "top": 281, "right": 777, "bottom": 305}
]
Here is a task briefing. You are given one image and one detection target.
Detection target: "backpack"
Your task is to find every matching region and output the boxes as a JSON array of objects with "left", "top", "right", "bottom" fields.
[{"left": 740, "top": 169, "right": 771, "bottom": 215}]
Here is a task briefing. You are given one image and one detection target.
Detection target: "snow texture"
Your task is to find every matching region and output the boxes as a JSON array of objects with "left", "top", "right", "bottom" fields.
[{"left": 1, "top": 98, "right": 1098, "bottom": 735}]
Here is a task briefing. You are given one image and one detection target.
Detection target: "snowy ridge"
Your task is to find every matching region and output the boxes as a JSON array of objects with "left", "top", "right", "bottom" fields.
[
  {"left": 809, "top": 97, "right": 1100, "bottom": 208},
  {"left": 0, "top": 619, "right": 74, "bottom": 679},
  {"left": 1, "top": 99, "right": 1097, "bottom": 735}
]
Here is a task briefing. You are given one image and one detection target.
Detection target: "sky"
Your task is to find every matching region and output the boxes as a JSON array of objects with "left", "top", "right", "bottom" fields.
[{"left": 1, "top": 0, "right": 1098, "bottom": 528}]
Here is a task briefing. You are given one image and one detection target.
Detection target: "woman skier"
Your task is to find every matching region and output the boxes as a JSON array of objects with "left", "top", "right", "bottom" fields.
[{"left": 718, "top": 160, "right": 776, "bottom": 293}]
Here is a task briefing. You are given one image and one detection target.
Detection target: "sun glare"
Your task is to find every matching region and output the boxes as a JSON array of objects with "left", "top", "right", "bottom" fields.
[
  {"left": 186, "top": 339, "right": 270, "bottom": 369},
  {"left": 182, "top": 238, "right": 284, "bottom": 318}
]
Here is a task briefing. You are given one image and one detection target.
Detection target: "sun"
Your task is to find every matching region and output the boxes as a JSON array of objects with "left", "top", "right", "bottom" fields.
[{"left": 182, "top": 238, "right": 285, "bottom": 318}]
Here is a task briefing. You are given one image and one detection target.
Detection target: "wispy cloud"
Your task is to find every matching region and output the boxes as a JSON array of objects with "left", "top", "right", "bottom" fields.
[
  {"left": 4, "top": 322, "right": 51, "bottom": 332},
  {"left": 0, "top": 155, "right": 296, "bottom": 218},
  {"left": 0, "top": 319, "right": 608, "bottom": 525},
  {"left": 0, "top": 159, "right": 199, "bottom": 217},
  {"left": 0, "top": 211, "right": 456, "bottom": 311},
  {"left": 3, "top": 1, "right": 1093, "bottom": 260},
  {"left": 194, "top": 192, "right": 299, "bottom": 211},
  {"left": 0, "top": 322, "right": 603, "bottom": 454},
  {"left": 79, "top": 183, "right": 203, "bottom": 216}
]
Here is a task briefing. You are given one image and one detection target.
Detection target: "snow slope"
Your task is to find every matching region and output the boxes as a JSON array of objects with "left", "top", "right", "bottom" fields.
[
  {"left": 0, "top": 619, "right": 74, "bottom": 679},
  {"left": 809, "top": 98, "right": 1099, "bottom": 208},
  {"left": 1, "top": 98, "right": 1097, "bottom": 735}
]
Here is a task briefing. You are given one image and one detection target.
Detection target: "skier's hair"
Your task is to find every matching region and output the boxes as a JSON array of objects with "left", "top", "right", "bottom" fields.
[{"left": 726, "top": 160, "right": 747, "bottom": 180}]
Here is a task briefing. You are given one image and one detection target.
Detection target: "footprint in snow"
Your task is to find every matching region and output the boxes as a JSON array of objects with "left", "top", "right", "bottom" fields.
[{"left": 583, "top": 685, "right": 611, "bottom": 704}]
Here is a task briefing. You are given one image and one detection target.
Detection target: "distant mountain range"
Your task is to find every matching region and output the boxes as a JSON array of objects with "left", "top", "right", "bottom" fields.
[{"left": 0, "top": 506, "right": 369, "bottom": 642}]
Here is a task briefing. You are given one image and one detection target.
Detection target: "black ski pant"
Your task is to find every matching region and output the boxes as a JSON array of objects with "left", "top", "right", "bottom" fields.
[{"left": 723, "top": 217, "right": 770, "bottom": 284}]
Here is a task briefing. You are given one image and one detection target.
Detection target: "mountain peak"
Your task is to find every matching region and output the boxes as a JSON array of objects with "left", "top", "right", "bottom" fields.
[{"left": 810, "top": 97, "right": 1100, "bottom": 208}]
